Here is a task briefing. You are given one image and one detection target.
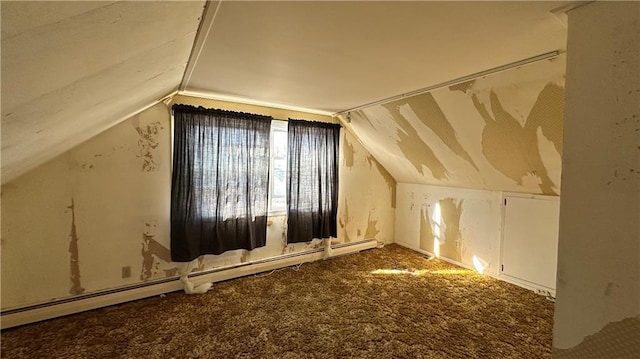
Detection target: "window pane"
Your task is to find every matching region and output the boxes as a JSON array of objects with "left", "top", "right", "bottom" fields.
[{"left": 273, "top": 131, "right": 287, "bottom": 158}]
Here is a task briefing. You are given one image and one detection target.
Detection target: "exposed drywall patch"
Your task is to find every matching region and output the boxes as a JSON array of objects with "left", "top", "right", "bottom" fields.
[
  {"left": 140, "top": 233, "right": 171, "bottom": 281},
  {"left": 419, "top": 206, "right": 435, "bottom": 253},
  {"left": 353, "top": 109, "right": 378, "bottom": 131},
  {"left": 163, "top": 268, "right": 179, "bottom": 278},
  {"left": 281, "top": 229, "right": 288, "bottom": 254},
  {"left": 343, "top": 135, "right": 355, "bottom": 168},
  {"left": 448, "top": 80, "right": 475, "bottom": 94},
  {"left": 472, "top": 90, "right": 557, "bottom": 195},
  {"left": 439, "top": 198, "right": 463, "bottom": 262},
  {"left": 396, "top": 93, "right": 479, "bottom": 171},
  {"left": 67, "top": 198, "right": 85, "bottom": 296},
  {"left": 604, "top": 282, "right": 615, "bottom": 296},
  {"left": 363, "top": 212, "right": 380, "bottom": 239},
  {"left": 382, "top": 103, "right": 449, "bottom": 180},
  {"left": 526, "top": 83, "right": 565, "bottom": 155},
  {"left": 553, "top": 317, "right": 640, "bottom": 359},
  {"left": 366, "top": 155, "right": 396, "bottom": 208},
  {"left": 135, "top": 121, "right": 163, "bottom": 172},
  {"left": 340, "top": 200, "right": 351, "bottom": 242},
  {"left": 196, "top": 256, "right": 206, "bottom": 272}
]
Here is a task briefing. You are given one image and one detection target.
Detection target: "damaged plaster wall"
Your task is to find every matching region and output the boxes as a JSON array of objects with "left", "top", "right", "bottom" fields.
[
  {"left": 0, "top": 95, "right": 394, "bottom": 310},
  {"left": 552, "top": 2, "right": 640, "bottom": 357},
  {"left": 342, "top": 55, "right": 565, "bottom": 195},
  {"left": 1, "top": 103, "right": 173, "bottom": 309},
  {"left": 338, "top": 130, "right": 395, "bottom": 244},
  {"left": 395, "top": 183, "right": 501, "bottom": 277}
]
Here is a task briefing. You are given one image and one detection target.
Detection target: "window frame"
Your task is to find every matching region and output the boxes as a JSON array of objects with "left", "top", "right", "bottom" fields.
[{"left": 268, "top": 120, "right": 288, "bottom": 216}]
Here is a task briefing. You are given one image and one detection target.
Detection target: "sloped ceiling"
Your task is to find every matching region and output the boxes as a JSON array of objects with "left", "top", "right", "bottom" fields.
[
  {"left": 2, "top": 1, "right": 569, "bottom": 186},
  {"left": 341, "top": 56, "right": 566, "bottom": 195},
  {"left": 1, "top": 1, "right": 206, "bottom": 184},
  {"left": 182, "top": 1, "right": 568, "bottom": 113}
]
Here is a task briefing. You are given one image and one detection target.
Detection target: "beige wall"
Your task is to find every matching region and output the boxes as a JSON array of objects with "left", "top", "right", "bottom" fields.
[
  {"left": 553, "top": 2, "right": 640, "bottom": 357},
  {"left": 1, "top": 96, "right": 394, "bottom": 310},
  {"left": 338, "top": 130, "right": 395, "bottom": 244},
  {"left": 341, "top": 56, "right": 565, "bottom": 195},
  {"left": 395, "top": 183, "right": 502, "bottom": 277}
]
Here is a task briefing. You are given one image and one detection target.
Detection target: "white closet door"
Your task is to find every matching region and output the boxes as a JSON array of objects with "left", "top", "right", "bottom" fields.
[{"left": 501, "top": 196, "right": 560, "bottom": 291}]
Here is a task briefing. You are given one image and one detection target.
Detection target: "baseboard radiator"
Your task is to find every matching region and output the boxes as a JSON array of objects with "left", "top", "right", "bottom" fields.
[{"left": 1, "top": 239, "right": 378, "bottom": 329}]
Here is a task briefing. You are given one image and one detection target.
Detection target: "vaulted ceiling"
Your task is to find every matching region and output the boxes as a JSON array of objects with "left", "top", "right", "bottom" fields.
[{"left": 1, "top": 1, "right": 569, "bottom": 184}]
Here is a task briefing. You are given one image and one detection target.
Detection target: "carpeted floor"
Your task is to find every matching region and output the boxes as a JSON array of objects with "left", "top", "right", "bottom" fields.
[{"left": 1, "top": 244, "right": 554, "bottom": 358}]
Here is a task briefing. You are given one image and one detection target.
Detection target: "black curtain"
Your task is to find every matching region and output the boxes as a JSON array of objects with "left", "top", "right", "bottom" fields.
[
  {"left": 171, "top": 104, "right": 272, "bottom": 262},
  {"left": 287, "top": 119, "right": 341, "bottom": 243}
]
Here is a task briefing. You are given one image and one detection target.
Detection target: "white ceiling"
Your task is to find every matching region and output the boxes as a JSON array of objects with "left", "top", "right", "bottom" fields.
[
  {"left": 1, "top": 1, "right": 568, "bottom": 184},
  {"left": 183, "top": 1, "right": 568, "bottom": 114},
  {"left": 1, "top": 1, "right": 205, "bottom": 184}
]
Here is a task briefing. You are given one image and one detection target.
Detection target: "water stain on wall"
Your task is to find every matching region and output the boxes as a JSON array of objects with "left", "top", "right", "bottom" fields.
[
  {"left": 472, "top": 90, "right": 557, "bottom": 195},
  {"left": 67, "top": 198, "right": 85, "bottom": 296},
  {"left": 240, "top": 250, "right": 248, "bottom": 263},
  {"left": 396, "top": 93, "right": 479, "bottom": 171},
  {"left": 363, "top": 212, "right": 380, "bottom": 239},
  {"left": 366, "top": 155, "right": 397, "bottom": 208},
  {"left": 135, "top": 121, "right": 163, "bottom": 172},
  {"left": 382, "top": 103, "right": 449, "bottom": 180},
  {"left": 140, "top": 233, "right": 171, "bottom": 281},
  {"left": 419, "top": 206, "right": 435, "bottom": 254},
  {"left": 438, "top": 198, "right": 463, "bottom": 262},
  {"left": 343, "top": 135, "right": 355, "bottom": 168},
  {"left": 553, "top": 317, "right": 640, "bottom": 359}
]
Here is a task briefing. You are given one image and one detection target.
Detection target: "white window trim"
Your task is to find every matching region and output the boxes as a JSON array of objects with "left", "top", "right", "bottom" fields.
[{"left": 268, "top": 120, "right": 288, "bottom": 216}]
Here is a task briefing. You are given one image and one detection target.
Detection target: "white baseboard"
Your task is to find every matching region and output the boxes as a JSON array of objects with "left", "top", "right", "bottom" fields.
[
  {"left": 393, "top": 241, "right": 474, "bottom": 270},
  {"left": 394, "top": 241, "right": 554, "bottom": 297},
  {"left": 497, "top": 273, "right": 556, "bottom": 297},
  {"left": 1, "top": 239, "right": 377, "bottom": 329}
]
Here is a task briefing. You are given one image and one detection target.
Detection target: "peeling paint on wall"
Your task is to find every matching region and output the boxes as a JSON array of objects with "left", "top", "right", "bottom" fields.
[
  {"left": 438, "top": 198, "right": 463, "bottom": 262},
  {"left": 527, "top": 83, "right": 565, "bottom": 155},
  {"left": 363, "top": 212, "right": 380, "bottom": 239},
  {"left": 448, "top": 80, "right": 475, "bottom": 94},
  {"left": 382, "top": 103, "right": 449, "bottom": 180},
  {"left": 553, "top": 317, "right": 640, "bottom": 358},
  {"left": 340, "top": 200, "right": 351, "bottom": 242},
  {"left": 67, "top": 198, "right": 85, "bottom": 296},
  {"left": 140, "top": 233, "right": 171, "bottom": 281},
  {"left": 343, "top": 135, "right": 355, "bottom": 168},
  {"left": 419, "top": 206, "right": 435, "bottom": 253},
  {"left": 397, "top": 93, "right": 479, "bottom": 171},
  {"left": 353, "top": 109, "right": 378, "bottom": 132},
  {"left": 366, "top": 155, "right": 396, "bottom": 208},
  {"left": 163, "top": 268, "right": 179, "bottom": 278},
  {"left": 135, "top": 121, "right": 163, "bottom": 172},
  {"left": 472, "top": 90, "right": 557, "bottom": 195}
]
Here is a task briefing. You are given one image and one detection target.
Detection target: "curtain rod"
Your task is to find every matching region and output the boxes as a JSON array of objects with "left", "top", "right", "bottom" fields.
[
  {"left": 272, "top": 118, "right": 343, "bottom": 127},
  {"left": 334, "top": 50, "right": 563, "bottom": 117}
]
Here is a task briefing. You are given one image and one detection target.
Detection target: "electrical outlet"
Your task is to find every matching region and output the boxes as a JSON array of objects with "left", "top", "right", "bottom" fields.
[{"left": 122, "top": 266, "right": 131, "bottom": 278}]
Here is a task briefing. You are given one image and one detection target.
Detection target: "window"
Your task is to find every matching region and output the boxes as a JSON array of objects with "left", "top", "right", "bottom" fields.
[
  {"left": 170, "top": 105, "right": 272, "bottom": 261},
  {"left": 268, "top": 120, "right": 288, "bottom": 215},
  {"left": 286, "top": 119, "right": 341, "bottom": 243}
]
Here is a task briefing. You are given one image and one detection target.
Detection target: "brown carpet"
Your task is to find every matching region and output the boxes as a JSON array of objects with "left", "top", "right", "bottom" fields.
[{"left": 1, "top": 244, "right": 554, "bottom": 358}]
